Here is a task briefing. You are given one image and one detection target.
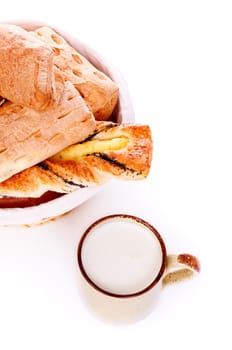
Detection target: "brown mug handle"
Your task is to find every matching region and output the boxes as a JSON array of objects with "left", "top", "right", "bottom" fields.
[{"left": 162, "top": 254, "right": 200, "bottom": 286}]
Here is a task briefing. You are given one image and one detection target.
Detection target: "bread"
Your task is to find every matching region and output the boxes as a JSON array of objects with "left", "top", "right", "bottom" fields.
[
  {"left": 0, "top": 80, "right": 95, "bottom": 183},
  {"left": 0, "top": 123, "right": 152, "bottom": 197},
  {"left": 0, "top": 24, "right": 55, "bottom": 110},
  {"left": 31, "top": 26, "right": 119, "bottom": 120}
]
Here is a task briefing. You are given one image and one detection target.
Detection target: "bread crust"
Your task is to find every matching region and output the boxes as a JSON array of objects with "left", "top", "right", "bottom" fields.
[
  {"left": 31, "top": 26, "right": 119, "bottom": 120},
  {"left": 0, "top": 24, "right": 55, "bottom": 110},
  {"left": 0, "top": 80, "right": 95, "bottom": 183},
  {"left": 0, "top": 123, "right": 152, "bottom": 197}
]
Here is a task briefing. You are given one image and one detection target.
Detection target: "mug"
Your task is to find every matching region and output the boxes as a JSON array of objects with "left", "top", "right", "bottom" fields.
[{"left": 77, "top": 214, "right": 200, "bottom": 323}]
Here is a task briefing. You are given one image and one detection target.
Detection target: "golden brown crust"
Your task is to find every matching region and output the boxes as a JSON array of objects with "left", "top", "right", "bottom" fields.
[
  {"left": 0, "top": 80, "right": 95, "bottom": 183},
  {"left": 0, "top": 24, "right": 55, "bottom": 110},
  {"left": 0, "top": 123, "right": 152, "bottom": 197},
  {"left": 31, "top": 26, "right": 119, "bottom": 120}
]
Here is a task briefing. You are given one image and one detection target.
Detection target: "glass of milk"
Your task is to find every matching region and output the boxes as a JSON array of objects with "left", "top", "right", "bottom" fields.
[{"left": 77, "top": 214, "right": 200, "bottom": 323}]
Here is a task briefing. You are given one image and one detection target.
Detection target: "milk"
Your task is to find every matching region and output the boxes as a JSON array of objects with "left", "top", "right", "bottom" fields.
[{"left": 81, "top": 219, "right": 163, "bottom": 295}]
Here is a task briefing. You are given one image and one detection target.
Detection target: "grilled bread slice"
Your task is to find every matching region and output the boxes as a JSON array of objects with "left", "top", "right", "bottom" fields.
[
  {"left": 31, "top": 26, "right": 119, "bottom": 120},
  {"left": 0, "top": 123, "right": 152, "bottom": 197},
  {"left": 0, "top": 80, "right": 95, "bottom": 183},
  {"left": 0, "top": 24, "right": 55, "bottom": 110}
]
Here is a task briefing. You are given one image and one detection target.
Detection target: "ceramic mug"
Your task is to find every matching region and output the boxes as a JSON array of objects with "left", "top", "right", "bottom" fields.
[{"left": 77, "top": 214, "right": 200, "bottom": 323}]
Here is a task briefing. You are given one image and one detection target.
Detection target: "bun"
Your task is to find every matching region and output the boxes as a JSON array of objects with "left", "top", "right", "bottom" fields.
[
  {"left": 0, "top": 80, "right": 95, "bottom": 183},
  {"left": 0, "top": 24, "right": 55, "bottom": 110},
  {"left": 31, "top": 26, "right": 119, "bottom": 120}
]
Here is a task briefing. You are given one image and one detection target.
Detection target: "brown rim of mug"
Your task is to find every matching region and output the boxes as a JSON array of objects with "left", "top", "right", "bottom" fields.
[{"left": 77, "top": 214, "right": 167, "bottom": 298}]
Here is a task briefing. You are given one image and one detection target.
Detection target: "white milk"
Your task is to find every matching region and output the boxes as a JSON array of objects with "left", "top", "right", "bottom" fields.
[{"left": 81, "top": 219, "right": 163, "bottom": 295}]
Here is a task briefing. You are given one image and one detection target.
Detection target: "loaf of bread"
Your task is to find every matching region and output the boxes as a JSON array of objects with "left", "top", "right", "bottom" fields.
[
  {"left": 0, "top": 80, "right": 95, "bottom": 183},
  {"left": 31, "top": 26, "right": 119, "bottom": 120},
  {"left": 0, "top": 123, "right": 152, "bottom": 197},
  {"left": 0, "top": 24, "right": 55, "bottom": 110},
  {"left": 0, "top": 24, "right": 147, "bottom": 203}
]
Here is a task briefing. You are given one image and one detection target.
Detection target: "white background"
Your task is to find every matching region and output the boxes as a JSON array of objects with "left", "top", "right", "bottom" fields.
[{"left": 0, "top": 1, "right": 232, "bottom": 349}]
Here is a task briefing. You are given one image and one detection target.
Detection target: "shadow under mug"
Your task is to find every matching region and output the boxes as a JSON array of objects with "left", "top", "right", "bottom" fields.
[{"left": 77, "top": 214, "right": 200, "bottom": 323}]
